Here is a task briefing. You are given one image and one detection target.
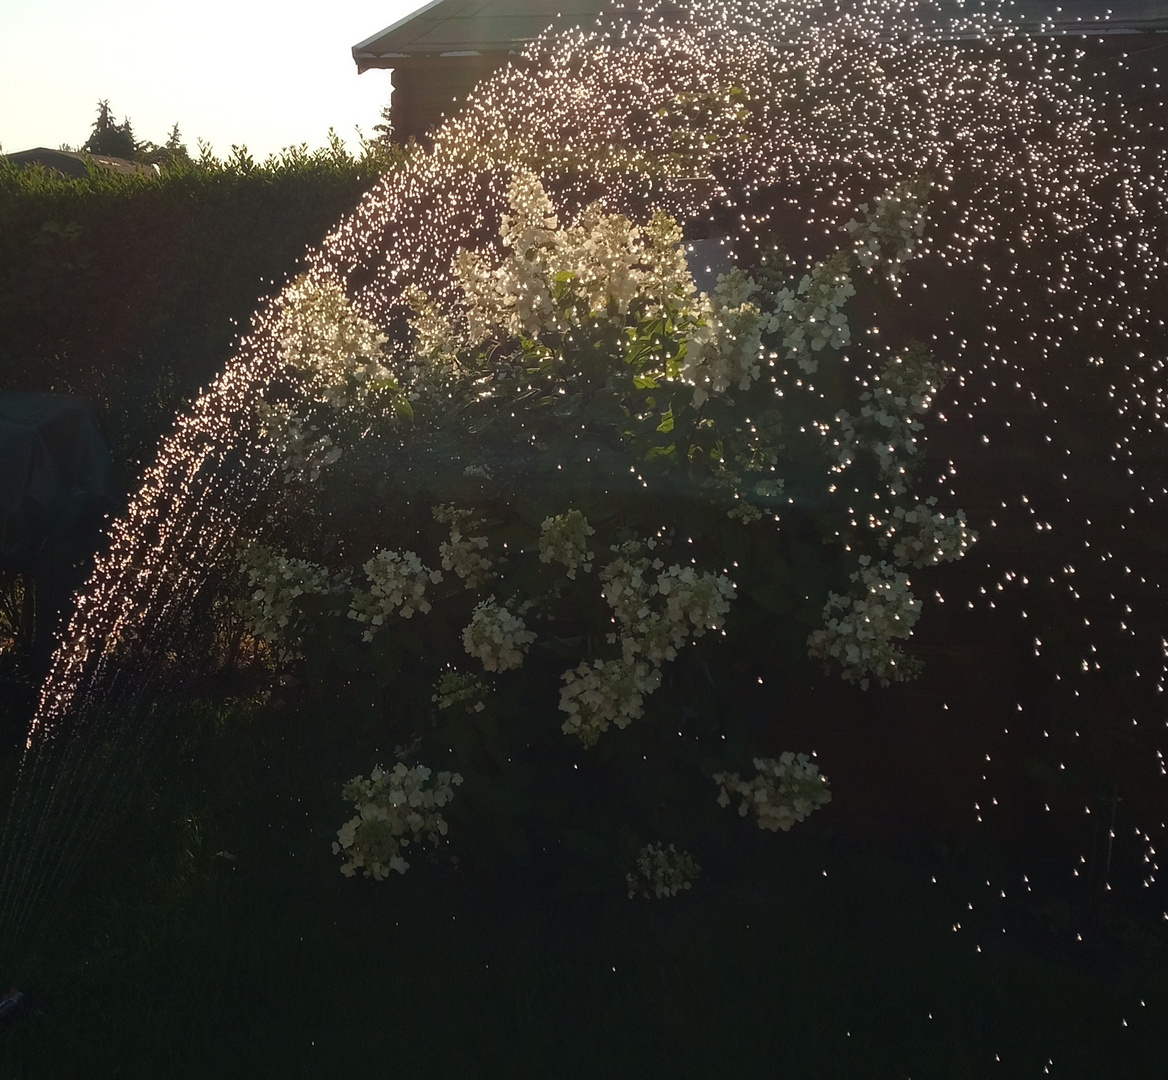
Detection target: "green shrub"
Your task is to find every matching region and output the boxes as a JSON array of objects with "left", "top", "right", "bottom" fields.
[{"left": 0, "top": 136, "right": 411, "bottom": 482}]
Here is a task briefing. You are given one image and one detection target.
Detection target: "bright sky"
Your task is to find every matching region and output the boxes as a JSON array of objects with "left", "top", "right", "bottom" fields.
[{"left": 0, "top": 1, "right": 424, "bottom": 161}]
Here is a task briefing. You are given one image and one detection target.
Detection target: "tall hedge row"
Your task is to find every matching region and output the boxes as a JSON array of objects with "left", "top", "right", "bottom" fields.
[{"left": 0, "top": 142, "right": 408, "bottom": 484}]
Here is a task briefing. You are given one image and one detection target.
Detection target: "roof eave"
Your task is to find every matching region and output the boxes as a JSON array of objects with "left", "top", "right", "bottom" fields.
[
  {"left": 352, "top": 0, "right": 451, "bottom": 56},
  {"left": 355, "top": 46, "right": 528, "bottom": 73}
]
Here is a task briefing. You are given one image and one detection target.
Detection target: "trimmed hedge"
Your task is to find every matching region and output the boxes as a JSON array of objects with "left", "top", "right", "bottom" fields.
[{"left": 0, "top": 139, "right": 409, "bottom": 483}]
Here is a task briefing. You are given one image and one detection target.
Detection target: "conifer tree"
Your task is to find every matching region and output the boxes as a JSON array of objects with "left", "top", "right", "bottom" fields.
[{"left": 82, "top": 100, "right": 139, "bottom": 159}]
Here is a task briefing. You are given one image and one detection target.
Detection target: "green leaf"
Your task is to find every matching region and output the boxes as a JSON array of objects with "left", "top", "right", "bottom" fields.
[
  {"left": 656, "top": 408, "right": 675, "bottom": 434},
  {"left": 538, "top": 633, "right": 587, "bottom": 660},
  {"left": 583, "top": 392, "right": 628, "bottom": 424},
  {"left": 633, "top": 374, "right": 658, "bottom": 390},
  {"left": 552, "top": 391, "right": 583, "bottom": 416}
]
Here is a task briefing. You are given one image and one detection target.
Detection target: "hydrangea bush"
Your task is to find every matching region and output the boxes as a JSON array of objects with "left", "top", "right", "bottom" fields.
[{"left": 226, "top": 171, "right": 972, "bottom": 892}]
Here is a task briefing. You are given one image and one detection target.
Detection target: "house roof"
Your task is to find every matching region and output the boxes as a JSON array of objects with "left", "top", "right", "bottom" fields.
[
  {"left": 353, "top": 0, "right": 1168, "bottom": 71},
  {"left": 2, "top": 148, "right": 153, "bottom": 179},
  {"left": 921, "top": 0, "right": 1168, "bottom": 39},
  {"left": 353, "top": 0, "right": 608, "bottom": 71}
]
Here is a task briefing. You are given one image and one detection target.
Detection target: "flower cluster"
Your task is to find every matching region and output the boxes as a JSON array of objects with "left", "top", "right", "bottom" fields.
[
  {"left": 656, "top": 564, "right": 736, "bottom": 639},
  {"left": 886, "top": 499, "right": 977, "bottom": 567},
  {"left": 462, "top": 597, "right": 536, "bottom": 671},
  {"left": 454, "top": 173, "right": 560, "bottom": 341},
  {"left": 404, "top": 284, "right": 462, "bottom": 368},
  {"left": 237, "top": 542, "right": 339, "bottom": 648},
  {"left": 333, "top": 762, "right": 463, "bottom": 880},
  {"left": 870, "top": 343, "right": 948, "bottom": 417},
  {"left": 626, "top": 843, "right": 702, "bottom": 899},
  {"left": 431, "top": 175, "right": 872, "bottom": 424},
  {"left": 434, "top": 504, "right": 494, "bottom": 588},
  {"left": 274, "top": 274, "right": 392, "bottom": 411},
  {"left": 727, "top": 499, "right": 764, "bottom": 523},
  {"left": 450, "top": 170, "right": 705, "bottom": 352},
  {"left": 431, "top": 668, "right": 488, "bottom": 713},
  {"left": 558, "top": 656, "right": 662, "bottom": 746},
  {"left": 829, "top": 345, "right": 948, "bottom": 492},
  {"left": 598, "top": 540, "right": 663, "bottom": 627},
  {"left": 842, "top": 180, "right": 930, "bottom": 284},
  {"left": 807, "top": 559, "right": 922, "bottom": 688},
  {"left": 348, "top": 550, "right": 442, "bottom": 640},
  {"left": 714, "top": 753, "right": 832, "bottom": 832},
  {"left": 683, "top": 269, "right": 768, "bottom": 406},
  {"left": 538, "top": 509, "right": 596, "bottom": 579},
  {"left": 598, "top": 542, "right": 736, "bottom": 666},
  {"left": 260, "top": 275, "right": 408, "bottom": 483},
  {"left": 555, "top": 543, "right": 736, "bottom": 745},
  {"left": 767, "top": 253, "right": 855, "bottom": 374},
  {"left": 454, "top": 173, "right": 699, "bottom": 346}
]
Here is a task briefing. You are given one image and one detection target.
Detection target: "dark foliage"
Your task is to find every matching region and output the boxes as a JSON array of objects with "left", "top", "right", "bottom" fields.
[
  {"left": 81, "top": 100, "right": 139, "bottom": 160},
  {"left": 0, "top": 138, "right": 410, "bottom": 485}
]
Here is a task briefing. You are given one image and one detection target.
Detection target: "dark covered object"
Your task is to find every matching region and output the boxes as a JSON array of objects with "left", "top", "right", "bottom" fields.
[
  {"left": 3, "top": 147, "right": 151, "bottom": 178},
  {"left": 0, "top": 393, "right": 114, "bottom": 566}
]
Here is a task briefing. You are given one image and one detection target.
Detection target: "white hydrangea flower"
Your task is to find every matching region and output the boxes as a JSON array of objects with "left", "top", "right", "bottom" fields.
[
  {"left": 558, "top": 656, "right": 661, "bottom": 746},
  {"left": 682, "top": 269, "right": 767, "bottom": 406},
  {"left": 826, "top": 408, "right": 859, "bottom": 473},
  {"left": 875, "top": 345, "right": 946, "bottom": 416},
  {"left": 727, "top": 499, "right": 763, "bottom": 524},
  {"left": 641, "top": 211, "right": 699, "bottom": 311},
  {"left": 236, "top": 542, "right": 342, "bottom": 650},
  {"left": 598, "top": 541, "right": 663, "bottom": 627},
  {"left": 404, "top": 284, "right": 463, "bottom": 366},
  {"left": 627, "top": 843, "right": 702, "bottom": 899},
  {"left": 501, "top": 170, "right": 561, "bottom": 256},
  {"left": 434, "top": 504, "right": 494, "bottom": 589},
  {"left": 564, "top": 202, "right": 643, "bottom": 316},
  {"left": 807, "top": 559, "right": 922, "bottom": 689},
  {"left": 431, "top": 667, "right": 488, "bottom": 713},
  {"left": 453, "top": 172, "right": 700, "bottom": 349},
  {"left": 615, "top": 613, "right": 679, "bottom": 666},
  {"left": 456, "top": 172, "right": 561, "bottom": 342},
  {"left": 766, "top": 253, "right": 855, "bottom": 375},
  {"left": 538, "top": 509, "right": 595, "bottom": 579},
  {"left": 842, "top": 180, "right": 930, "bottom": 285},
  {"left": 655, "top": 565, "right": 736, "bottom": 639},
  {"left": 462, "top": 596, "right": 536, "bottom": 672},
  {"left": 333, "top": 761, "right": 463, "bottom": 880},
  {"left": 274, "top": 273, "right": 393, "bottom": 411},
  {"left": 887, "top": 498, "right": 977, "bottom": 567},
  {"left": 825, "top": 346, "right": 948, "bottom": 493},
  {"left": 753, "top": 477, "right": 785, "bottom": 501},
  {"left": 348, "top": 550, "right": 442, "bottom": 640},
  {"left": 714, "top": 753, "right": 832, "bottom": 832},
  {"left": 598, "top": 543, "right": 736, "bottom": 667}
]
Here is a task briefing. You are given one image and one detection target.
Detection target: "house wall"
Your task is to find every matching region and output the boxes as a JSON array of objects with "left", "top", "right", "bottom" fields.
[{"left": 390, "top": 55, "right": 514, "bottom": 144}]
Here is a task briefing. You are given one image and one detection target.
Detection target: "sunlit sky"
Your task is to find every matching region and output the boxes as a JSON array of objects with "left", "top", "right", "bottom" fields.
[{"left": 0, "top": 1, "right": 425, "bottom": 161}]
